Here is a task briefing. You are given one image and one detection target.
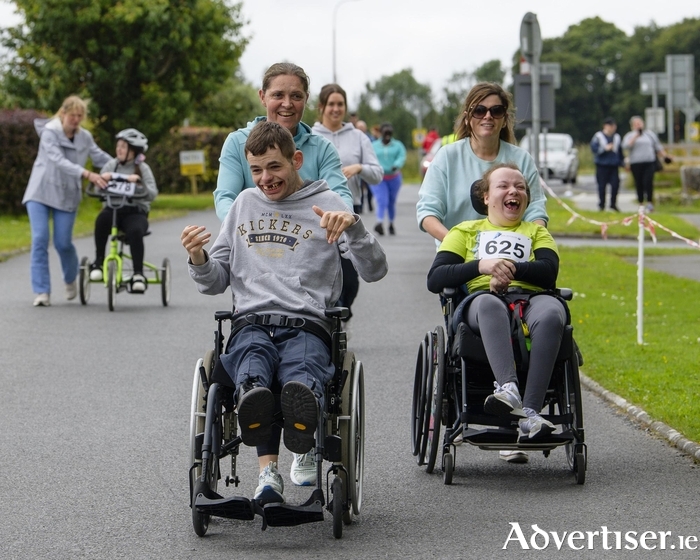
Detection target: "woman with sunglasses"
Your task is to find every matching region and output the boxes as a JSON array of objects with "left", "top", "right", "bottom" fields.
[
  {"left": 416, "top": 82, "right": 548, "bottom": 464},
  {"left": 416, "top": 82, "right": 548, "bottom": 248}
]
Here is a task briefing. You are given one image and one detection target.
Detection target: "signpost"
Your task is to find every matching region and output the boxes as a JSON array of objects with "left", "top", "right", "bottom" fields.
[
  {"left": 520, "top": 13, "right": 543, "bottom": 165},
  {"left": 179, "top": 150, "right": 205, "bottom": 195}
]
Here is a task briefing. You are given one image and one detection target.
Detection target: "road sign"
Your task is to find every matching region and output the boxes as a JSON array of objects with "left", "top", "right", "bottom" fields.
[
  {"left": 519, "top": 13, "right": 542, "bottom": 63},
  {"left": 540, "top": 62, "right": 561, "bottom": 89},
  {"left": 179, "top": 150, "right": 205, "bottom": 176},
  {"left": 514, "top": 74, "right": 556, "bottom": 129}
]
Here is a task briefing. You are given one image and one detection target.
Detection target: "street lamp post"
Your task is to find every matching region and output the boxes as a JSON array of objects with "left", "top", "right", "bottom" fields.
[{"left": 332, "top": 0, "right": 360, "bottom": 83}]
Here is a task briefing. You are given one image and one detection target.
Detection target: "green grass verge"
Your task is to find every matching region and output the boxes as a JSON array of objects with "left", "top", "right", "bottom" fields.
[{"left": 560, "top": 246, "right": 700, "bottom": 443}]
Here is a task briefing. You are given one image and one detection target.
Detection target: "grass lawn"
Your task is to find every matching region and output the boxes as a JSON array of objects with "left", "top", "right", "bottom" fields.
[{"left": 559, "top": 246, "right": 700, "bottom": 444}]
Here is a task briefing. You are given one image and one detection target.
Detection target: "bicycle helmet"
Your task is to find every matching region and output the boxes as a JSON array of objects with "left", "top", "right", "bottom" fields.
[{"left": 115, "top": 128, "right": 148, "bottom": 153}]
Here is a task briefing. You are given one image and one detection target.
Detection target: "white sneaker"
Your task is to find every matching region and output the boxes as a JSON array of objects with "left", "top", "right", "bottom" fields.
[
  {"left": 65, "top": 281, "right": 77, "bottom": 301},
  {"left": 33, "top": 293, "right": 50, "bottom": 307},
  {"left": 130, "top": 274, "right": 146, "bottom": 293},
  {"left": 519, "top": 408, "right": 556, "bottom": 440},
  {"left": 290, "top": 452, "right": 316, "bottom": 486},
  {"left": 484, "top": 381, "right": 525, "bottom": 417},
  {"left": 89, "top": 265, "right": 103, "bottom": 282},
  {"left": 499, "top": 450, "right": 529, "bottom": 463},
  {"left": 254, "top": 461, "right": 285, "bottom": 505}
]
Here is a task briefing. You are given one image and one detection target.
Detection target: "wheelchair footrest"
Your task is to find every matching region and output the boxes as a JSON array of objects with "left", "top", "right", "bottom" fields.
[
  {"left": 517, "top": 432, "right": 574, "bottom": 446},
  {"left": 194, "top": 494, "right": 255, "bottom": 521},
  {"left": 263, "top": 501, "right": 324, "bottom": 527},
  {"left": 463, "top": 427, "right": 518, "bottom": 445}
]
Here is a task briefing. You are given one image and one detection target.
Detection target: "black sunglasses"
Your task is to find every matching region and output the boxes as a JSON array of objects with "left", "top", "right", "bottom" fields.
[{"left": 470, "top": 104, "right": 507, "bottom": 119}]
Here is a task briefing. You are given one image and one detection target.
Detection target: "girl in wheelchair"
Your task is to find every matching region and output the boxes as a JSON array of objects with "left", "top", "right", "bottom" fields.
[
  {"left": 427, "top": 162, "right": 567, "bottom": 440},
  {"left": 89, "top": 128, "right": 157, "bottom": 293}
]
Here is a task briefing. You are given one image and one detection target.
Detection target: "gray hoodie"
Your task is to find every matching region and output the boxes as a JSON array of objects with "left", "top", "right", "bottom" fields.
[
  {"left": 22, "top": 117, "right": 111, "bottom": 211},
  {"left": 188, "top": 180, "right": 388, "bottom": 331},
  {"left": 312, "top": 122, "right": 383, "bottom": 206}
]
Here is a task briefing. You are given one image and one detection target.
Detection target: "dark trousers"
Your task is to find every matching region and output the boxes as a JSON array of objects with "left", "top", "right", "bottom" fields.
[
  {"left": 630, "top": 161, "right": 656, "bottom": 204},
  {"left": 94, "top": 206, "right": 149, "bottom": 273},
  {"left": 338, "top": 257, "right": 359, "bottom": 320},
  {"left": 595, "top": 165, "right": 620, "bottom": 209}
]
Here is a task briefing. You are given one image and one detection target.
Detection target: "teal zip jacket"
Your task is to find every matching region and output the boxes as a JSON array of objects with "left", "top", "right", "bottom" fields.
[
  {"left": 214, "top": 116, "right": 353, "bottom": 221},
  {"left": 371, "top": 137, "right": 407, "bottom": 175}
]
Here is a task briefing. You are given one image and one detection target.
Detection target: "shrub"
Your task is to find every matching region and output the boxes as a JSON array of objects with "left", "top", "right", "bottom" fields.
[
  {"left": 147, "top": 126, "right": 232, "bottom": 194},
  {"left": 0, "top": 109, "right": 46, "bottom": 214}
]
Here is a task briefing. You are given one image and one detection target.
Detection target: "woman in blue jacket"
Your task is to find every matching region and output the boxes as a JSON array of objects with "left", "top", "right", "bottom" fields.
[
  {"left": 371, "top": 122, "right": 406, "bottom": 235},
  {"left": 213, "top": 62, "right": 353, "bottom": 221}
]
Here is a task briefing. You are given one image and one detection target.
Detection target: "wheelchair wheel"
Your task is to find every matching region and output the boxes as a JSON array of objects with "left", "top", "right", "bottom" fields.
[
  {"left": 425, "top": 326, "right": 446, "bottom": 474},
  {"left": 442, "top": 452, "right": 454, "bottom": 485},
  {"left": 560, "top": 352, "right": 586, "bottom": 485},
  {"left": 415, "top": 334, "right": 433, "bottom": 466},
  {"left": 411, "top": 335, "right": 428, "bottom": 459},
  {"left": 79, "top": 257, "right": 90, "bottom": 305},
  {"left": 340, "top": 356, "right": 365, "bottom": 522},
  {"left": 107, "top": 260, "right": 117, "bottom": 312},
  {"left": 331, "top": 477, "right": 343, "bottom": 539},
  {"left": 161, "top": 258, "right": 171, "bottom": 307},
  {"left": 189, "top": 350, "right": 218, "bottom": 536}
]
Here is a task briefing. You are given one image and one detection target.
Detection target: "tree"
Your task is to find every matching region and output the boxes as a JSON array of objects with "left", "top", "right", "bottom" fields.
[
  {"left": 356, "top": 68, "right": 433, "bottom": 146},
  {"left": 190, "top": 72, "right": 260, "bottom": 130},
  {"left": 0, "top": 0, "right": 248, "bottom": 146}
]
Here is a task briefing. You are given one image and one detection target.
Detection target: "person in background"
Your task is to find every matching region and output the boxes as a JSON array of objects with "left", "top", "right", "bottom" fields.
[
  {"left": 590, "top": 117, "right": 624, "bottom": 212},
  {"left": 622, "top": 115, "right": 673, "bottom": 212},
  {"left": 89, "top": 129, "right": 158, "bottom": 293},
  {"left": 354, "top": 120, "right": 375, "bottom": 212},
  {"left": 22, "top": 95, "right": 111, "bottom": 307},
  {"left": 422, "top": 126, "right": 440, "bottom": 154},
  {"left": 213, "top": 62, "right": 353, "bottom": 221},
  {"left": 371, "top": 122, "right": 407, "bottom": 235},
  {"left": 416, "top": 81, "right": 548, "bottom": 463}
]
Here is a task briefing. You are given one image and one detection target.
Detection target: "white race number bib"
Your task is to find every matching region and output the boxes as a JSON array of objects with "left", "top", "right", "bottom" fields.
[{"left": 477, "top": 231, "right": 532, "bottom": 262}]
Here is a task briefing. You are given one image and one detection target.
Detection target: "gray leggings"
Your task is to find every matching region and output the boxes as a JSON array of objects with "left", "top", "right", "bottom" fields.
[{"left": 465, "top": 293, "right": 567, "bottom": 411}]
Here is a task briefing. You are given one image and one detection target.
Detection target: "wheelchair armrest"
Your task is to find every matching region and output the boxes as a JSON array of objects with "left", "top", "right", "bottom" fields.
[
  {"left": 556, "top": 288, "right": 573, "bottom": 301},
  {"left": 215, "top": 310, "right": 233, "bottom": 321},
  {"left": 442, "top": 287, "right": 460, "bottom": 300},
  {"left": 325, "top": 307, "right": 350, "bottom": 320}
]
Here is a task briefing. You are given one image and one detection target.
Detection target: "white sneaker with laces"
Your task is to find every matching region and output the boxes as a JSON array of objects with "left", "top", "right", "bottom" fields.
[
  {"left": 290, "top": 452, "right": 317, "bottom": 486},
  {"left": 254, "top": 461, "right": 285, "bottom": 504},
  {"left": 89, "top": 266, "right": 103, "bottom": 282},
  {"left": 65, "top": 281, "right": 78, "bottom": 301},
  {"left": 131, "top": 274, "right": 146, "bottom": 293},
  {"left": 484, "top": 381, "right": 525, "bottom": 417},
  {"left": 33, "top": 293, "right": 50, "bottom": 307},
  {"left": 499, "top": 450, "right": 529, "bottom": 463},
  {"left": 519, "top": 408, "right": 556, "bottom": 440}
]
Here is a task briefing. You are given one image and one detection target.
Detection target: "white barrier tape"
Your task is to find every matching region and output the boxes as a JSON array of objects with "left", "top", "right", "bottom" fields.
[{"left": 541, "top": 179, "right": 700, "bottom": 250}]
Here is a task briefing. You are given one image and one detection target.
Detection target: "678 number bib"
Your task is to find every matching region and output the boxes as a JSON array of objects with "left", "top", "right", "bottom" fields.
[{"left": 476, "top": 231, "right": 532, "bottom": 263}]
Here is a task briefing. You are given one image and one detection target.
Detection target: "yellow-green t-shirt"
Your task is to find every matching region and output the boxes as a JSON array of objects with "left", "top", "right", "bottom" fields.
[{"left": 438, "top": 219, "right": 558, "bottom": 293}]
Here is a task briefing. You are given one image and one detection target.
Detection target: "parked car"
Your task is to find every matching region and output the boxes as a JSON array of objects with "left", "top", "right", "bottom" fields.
[
  {"left": 519, "top": 132, "right": 579, "bottom": 184},
  {"left": 419, "top": 136, "right": 443, "bottom": 179}
]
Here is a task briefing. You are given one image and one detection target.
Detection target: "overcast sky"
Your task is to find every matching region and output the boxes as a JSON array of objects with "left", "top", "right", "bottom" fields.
[{"left": 1, "top": 0, "right": 698, "bottom": 107}]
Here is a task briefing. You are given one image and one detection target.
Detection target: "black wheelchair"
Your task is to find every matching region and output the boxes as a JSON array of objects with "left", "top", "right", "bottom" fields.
[
  {"left": 411, "top": 287, "right": 587, "bottom": 485},
  {"left": 188, "top": 308, "right": 364, "bottom": 538}
]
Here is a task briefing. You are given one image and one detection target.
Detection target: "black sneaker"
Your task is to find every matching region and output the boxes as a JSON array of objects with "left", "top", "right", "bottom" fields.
[
  {"left": 388, "top": 223, "right": 395, "bottom": 235},
  {"left": 374, "top": 223, "right": 384, "bottom": 236},
  {"left": 281, "top": 381, "right": 318, "bottom": 454},
  {"left": 237, "top": 385, "right": 275, "bottom": 447}
]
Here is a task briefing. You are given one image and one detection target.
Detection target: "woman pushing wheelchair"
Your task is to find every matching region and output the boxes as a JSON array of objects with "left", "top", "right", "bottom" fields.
[{"left": 426, "top": 162, "right": 567, "bottom": 440}]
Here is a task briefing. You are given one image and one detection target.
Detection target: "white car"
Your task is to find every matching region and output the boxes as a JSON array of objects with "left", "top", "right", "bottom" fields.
[{"left": 520, "top": 132, "right": 579, "bottom": 184}]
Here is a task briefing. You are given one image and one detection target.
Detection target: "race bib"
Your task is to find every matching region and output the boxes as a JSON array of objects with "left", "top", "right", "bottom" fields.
[
  {"left": 105, "top": 180, "right": 136, "bottom": 196},
  {"left": 476, "top": 231, "right": 532, "bottom": 262}
]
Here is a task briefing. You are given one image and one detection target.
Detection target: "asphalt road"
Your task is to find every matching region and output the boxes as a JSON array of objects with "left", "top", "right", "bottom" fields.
[{"left": 1, "top": 183, "right": 699, "bottom": 559}]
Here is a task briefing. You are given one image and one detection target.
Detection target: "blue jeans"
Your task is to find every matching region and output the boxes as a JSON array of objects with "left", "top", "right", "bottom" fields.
[
  {"left": 26, "top": 201, "right": 78, "bottom": 294},
  {"left": 370, "top": 173, "right": 402, "bottom": 222}
]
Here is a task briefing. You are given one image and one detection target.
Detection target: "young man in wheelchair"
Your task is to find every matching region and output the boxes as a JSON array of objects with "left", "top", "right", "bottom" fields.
[
  {"left": 181, "top": 121, "right": 387, "bottom": 504},
  {"left": 427, "top": 162, "right": 567, "bottom": 440}
]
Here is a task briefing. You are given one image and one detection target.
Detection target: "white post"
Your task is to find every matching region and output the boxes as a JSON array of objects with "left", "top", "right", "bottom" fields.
[{"left": 636, "top": 207, "right": 645, "bottom": 345}]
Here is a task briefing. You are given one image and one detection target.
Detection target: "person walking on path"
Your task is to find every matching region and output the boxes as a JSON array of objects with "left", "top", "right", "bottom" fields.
[
  {"left": 590, "top": 117, "right": 624, "bottom": 211},
  {"left": 622, "top": 115, "right": 673, "bottom": 212},
  {"left": 22, "top": 95, "right": 111, "bottom": 307},
  {"left": 371, "top": 122, "right": 406, "bottom": 235}
]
